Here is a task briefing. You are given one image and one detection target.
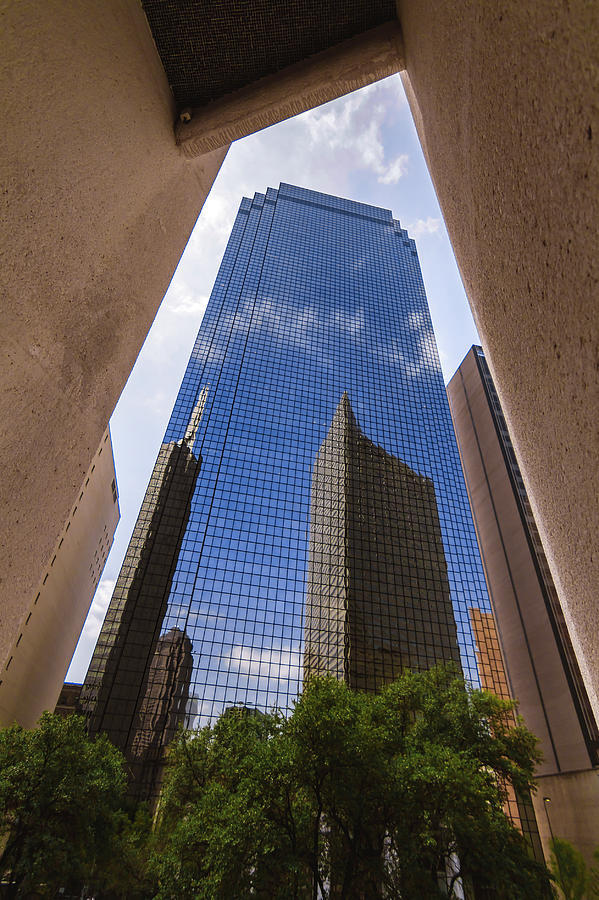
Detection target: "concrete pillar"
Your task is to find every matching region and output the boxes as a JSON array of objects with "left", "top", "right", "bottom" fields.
[
  {"left": 0, "top": 0, "right": 227, "bottom": 670},
  {"left": 398, "top": 0, "right": 599, "bottom": 710}
]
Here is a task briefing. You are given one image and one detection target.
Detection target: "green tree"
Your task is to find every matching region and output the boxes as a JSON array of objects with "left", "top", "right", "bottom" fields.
[
  {"left": 587, "top": 846, "right": 599, "bottom": 899},
  {"left": 98, "top": 803, "right": 156, "bottom": 898},
  {"left": 152, "top": 666, "right": 552, "bottom": 899},
  {"left": 0, "top": 712, "right": 127, "bottom": 896},
  {"left": 151, "top": 706, "right": 304, "bottom": 899},
  {"left": 549, "top": 837, "right": 588, "bottom": 900}
]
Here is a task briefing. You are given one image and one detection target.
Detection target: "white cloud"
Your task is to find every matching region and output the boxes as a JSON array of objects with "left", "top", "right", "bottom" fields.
[
  {"left": 398, "top": 347, "right": 438, "bottom": 379},
  {"left": 301, "top": 82, "right": 408, "bottom": 185},
  {"left": 66, "top": 578, "right": 115, "bottom": 682},
  {"left": 190, "top": 190, "right": 239, "bottom": 245},
  {"left": 164, "top": 284, "right": 209, "bottom": 318},
  {"left": 141, "top": 388, "right": 172, "bottom": 419},
  {"left": 189, "top": 334, "right": 225, "bottom": 368},
  {"left": 257, "top": 297, "right": 319, "bottom": 351},
  {"left": 142, "top": 282, "right": 208, "bottom": 364},
  {"left": 377, "top": 154, "right": 409, "bottom": 184},
  {"left": 407, "top": 311, "right": 428, "bottom": 331},
  {"left": 227, "top": 643, "right": 302, "bottom": 681},
  {"left": 334, "top": 307, "right": 365, "bottom": 336},
  {"left": 175, "top": 76, "right": 407, "bottom": 268},
  {"left": 407, "top": 217, "right": 441, "bottom": 237},
  {"left": 368, "top": 308, "right": 439, "bottom": 380},
  {"left": 87, "top": 578, "right": 115, "bottom": 628}
]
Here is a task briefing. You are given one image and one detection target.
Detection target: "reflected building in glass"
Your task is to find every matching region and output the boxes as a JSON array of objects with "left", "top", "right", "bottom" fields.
[
  {"left": 81, "top": 184, "right": 498, "bottom": 798},
  {"left": 304, "top": 392, "right": 461, "bottom": 691},
  {"left": 81, "top": 391, "right": 206, "bottom": 797}
]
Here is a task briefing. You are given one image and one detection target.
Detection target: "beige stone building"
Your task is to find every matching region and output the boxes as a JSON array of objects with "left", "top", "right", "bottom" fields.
[
  {"left": 448, "top": 346, "right": 599, "bottom": 865},
  {"left": 0, "top": 429, "right": 119, "bottom": 728},
  {"left": 1, "top": 1, "right": 597, "bottom": 741}
]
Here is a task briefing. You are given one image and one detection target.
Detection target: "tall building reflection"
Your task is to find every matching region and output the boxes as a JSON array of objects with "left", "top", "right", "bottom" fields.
[
  {"left": 305, "top": 393, "right": 460, "bottom": 690},
  {"left": 80, "top": 388, "right": 206, "bottom": 796},
  {"left": 130, "top": 626, "right": 193, "bottom": 798}
]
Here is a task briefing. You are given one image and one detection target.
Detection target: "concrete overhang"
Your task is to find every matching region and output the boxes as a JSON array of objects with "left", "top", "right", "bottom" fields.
[{"left": 174, "top": 22, "right": 405, "bottom": 157}]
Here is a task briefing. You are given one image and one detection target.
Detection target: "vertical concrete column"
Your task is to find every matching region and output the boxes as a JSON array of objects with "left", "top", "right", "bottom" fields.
[
  {"left": 398, "top": 0, "right": 599, "bottom": 709},
  {"left": 0, "top": 0, "right": 227, "bottom": 668}
]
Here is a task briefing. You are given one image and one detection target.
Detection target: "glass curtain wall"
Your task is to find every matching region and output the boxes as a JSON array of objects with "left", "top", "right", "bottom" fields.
[{"left": 81, "top": 184, "right": 495, "bottom": 795}]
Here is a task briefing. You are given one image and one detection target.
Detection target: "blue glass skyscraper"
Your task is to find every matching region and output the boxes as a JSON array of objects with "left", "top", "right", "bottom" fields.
[{"left": 82, "top": 184, "right": 500, "bottom": 799}]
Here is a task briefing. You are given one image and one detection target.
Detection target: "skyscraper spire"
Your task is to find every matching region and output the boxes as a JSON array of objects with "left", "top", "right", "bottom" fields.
[{"left": 183, "top": 384, "right": 209, "bottom": 447}]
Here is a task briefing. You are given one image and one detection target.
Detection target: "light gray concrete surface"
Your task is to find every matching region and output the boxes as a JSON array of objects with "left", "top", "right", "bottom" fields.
[
  {"left": 533, "top": 770, "right": 599, "bottom": 867},
  {"left": 449, "top": 348, "right": 599, "bottom": 862}
]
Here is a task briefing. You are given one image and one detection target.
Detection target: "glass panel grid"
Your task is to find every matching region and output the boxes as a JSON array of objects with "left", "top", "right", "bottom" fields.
[{"left": 81, "top": 184, "right": 494, "bottom": 797}]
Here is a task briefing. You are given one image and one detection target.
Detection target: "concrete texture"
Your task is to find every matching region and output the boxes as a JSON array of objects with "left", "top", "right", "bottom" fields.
[
  {"left": 177, "top": 23, "right": 404, "bottom": 156},
  {"left": 398, "top": 0, "right": 599, "bottom": 712},
  {"left": 0, "top": 1, "right": 227, "bottom": 666},
  {"left": 533, "top": 770, "right": 599, "bottom": 867},
  {"left": 0, "top": 429, "right": 119, "bottom": 728}
]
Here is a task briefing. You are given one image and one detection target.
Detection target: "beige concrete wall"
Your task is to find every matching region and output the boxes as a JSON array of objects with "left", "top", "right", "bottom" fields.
[
  {"left": 0, "top": 1, "right": 227, "bottom": 666},
  {"left": 447, "top": 349, "right": 592, "bottom": 775},
  {"left": 0, "top": 429, "right": 119, "bottom": 728},
  {"left": 398, "top": 0, "right": 599, "bottom": 712},
  {"left": 449, "top": 347, "right": 599, "bottom": 864},
  {"left": 533, "top": 770, "right": 599, "bottom": 867}
]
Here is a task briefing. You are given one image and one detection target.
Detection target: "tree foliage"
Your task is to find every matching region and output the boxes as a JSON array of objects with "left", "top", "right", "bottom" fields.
[
  {"left": 98, "top": 803, "right": 157, "bottom": 898},
  {"left": 152, "top": 665, "right": 552, "bottom": 899},
  {"left": 548, "top": 837, "right": 599, "bottom": 900},
  {"left": 549, "top": 837, "right": 588, "bottom": 900},
  {"left": 588, "top": 847, "right": 599, "bottom": 899},
  {"left": 0, "top": 712, "right": 127, "bottom": 896}
]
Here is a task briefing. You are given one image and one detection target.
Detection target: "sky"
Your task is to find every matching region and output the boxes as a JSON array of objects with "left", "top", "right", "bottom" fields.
[{"left": 67, "top": 74, "right": 479, "bottom": 683}]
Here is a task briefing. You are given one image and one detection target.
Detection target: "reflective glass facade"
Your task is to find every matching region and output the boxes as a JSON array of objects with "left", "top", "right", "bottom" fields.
[
  {"left": 304, "top": 392, "right": 462, "bottom": 690},
  {"left": 81, "top": 184, "right": 497, "bottom": 797}
]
